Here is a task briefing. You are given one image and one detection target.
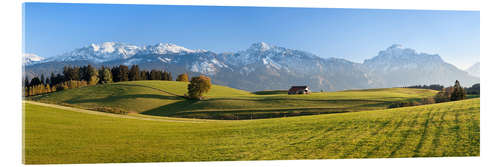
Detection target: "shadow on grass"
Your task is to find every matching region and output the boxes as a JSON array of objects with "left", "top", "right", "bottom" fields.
[
  {"left": 252, "top": 90, "right": 288, "bottom": 95},
  {"left": 141, "top": 99, "right": 200, "bottom": 116},
  {"left": 139, "top": 97, "right": 401, "bottom": 120},
  {"left": 64, "top": 94, "right": 183, "bottom": 104},
  {"left": 112, "top": 83, "right": 186, "bottom": 97}
]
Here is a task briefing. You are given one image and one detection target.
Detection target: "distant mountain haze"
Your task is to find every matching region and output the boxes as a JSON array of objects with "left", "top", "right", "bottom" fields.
[
  {"left": 466, "top": 62, "right": 480, "bottom": 78},
  {"left": 23, "top": 42, "right": 479, "bottom": 91}
]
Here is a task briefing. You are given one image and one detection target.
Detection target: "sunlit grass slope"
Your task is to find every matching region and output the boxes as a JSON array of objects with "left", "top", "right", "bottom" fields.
[
  {"left": 29, "top": 80, "right": 438, "bottom": 119},
  {"left": 24, "top": 98, "right": 479, "bottom": 164}
]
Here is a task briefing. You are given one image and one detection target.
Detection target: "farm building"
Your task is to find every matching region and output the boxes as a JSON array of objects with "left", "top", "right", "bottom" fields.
[{"left": 288, "top": 86, "right": 311, "bottom": 95}]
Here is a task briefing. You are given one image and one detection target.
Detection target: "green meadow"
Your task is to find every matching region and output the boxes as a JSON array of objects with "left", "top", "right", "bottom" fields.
[
  {"left": 23, "top": 81, "right": 479, "bottom": 164},
  {"left": 28, "top": 81, "right": 437, "bottom": 119},
  {"left": 24, "top": 98, "right": 479, "bottom": 164}
]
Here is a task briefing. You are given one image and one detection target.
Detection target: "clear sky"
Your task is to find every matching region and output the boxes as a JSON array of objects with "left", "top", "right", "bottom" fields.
[{"left": 24, "top": 3, "right": 479, "bottom": 69}]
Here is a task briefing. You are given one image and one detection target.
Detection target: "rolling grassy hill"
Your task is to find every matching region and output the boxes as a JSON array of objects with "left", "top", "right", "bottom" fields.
[
  {"left": 23, "top": 98, "right": 479, "bottom": 164},
  {"left": 28, "top": 81, "right": 438, "bottom": 119}
]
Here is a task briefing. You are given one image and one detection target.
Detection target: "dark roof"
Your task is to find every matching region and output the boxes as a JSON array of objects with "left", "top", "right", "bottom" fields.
[{"left": 289, "top": 86, "right": 309, "bottom": 92}]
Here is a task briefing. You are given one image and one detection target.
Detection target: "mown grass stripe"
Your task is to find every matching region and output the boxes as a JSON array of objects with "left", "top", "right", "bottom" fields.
[
  {"left": 364, "top": 110, "right": 412, "bottom": 158},
  {"left": 388, "top": 110, "right": 423, "bottom": 158},
  {"left": 412, "top": 110, "right": 437, "bottom": 157},
  {"left": 339, "top": 116, "right": 392, "bottom": 159},
  {"left": 428, "top": 109, "right": 448, "bottom": 157}
]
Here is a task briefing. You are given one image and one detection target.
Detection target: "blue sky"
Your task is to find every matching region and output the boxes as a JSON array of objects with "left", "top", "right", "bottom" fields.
[{"left": 24, "top": 3, "right": 479, "bottom": 69}]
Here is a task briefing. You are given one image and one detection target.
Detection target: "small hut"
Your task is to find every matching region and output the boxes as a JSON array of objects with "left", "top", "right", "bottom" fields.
[{"left": 288, "top": 86, "right": 310, "bottom": 95}]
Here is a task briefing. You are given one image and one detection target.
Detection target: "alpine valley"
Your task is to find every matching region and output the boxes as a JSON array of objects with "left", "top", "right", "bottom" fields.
[{"left": 23, "top": 42, "right": 479, "bottom": 92}]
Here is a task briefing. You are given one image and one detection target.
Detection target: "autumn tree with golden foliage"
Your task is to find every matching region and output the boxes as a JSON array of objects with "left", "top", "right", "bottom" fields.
[
  {"left": 187, "top": 75, "right": 212, "bottom": 99},
  {"left": 176, "top": 73, "right": 189, "bottom": 82}
]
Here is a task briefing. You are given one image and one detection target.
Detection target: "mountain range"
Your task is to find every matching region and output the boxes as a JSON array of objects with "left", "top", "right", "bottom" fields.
[{"left": 23, "top": 42, "right": 479, "bottom": 92}]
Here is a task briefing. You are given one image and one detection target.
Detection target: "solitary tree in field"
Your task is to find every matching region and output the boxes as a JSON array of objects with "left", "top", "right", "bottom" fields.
[
  {"left": 176, "top": 73, "right": 189, "bottom": 82},
  {"left": 187, "top": 75, "right": 211, "bottom": 99}
]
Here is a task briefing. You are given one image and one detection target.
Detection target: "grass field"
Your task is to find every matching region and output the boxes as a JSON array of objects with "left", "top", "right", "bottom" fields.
[
  {"left": 28, "top": 81, "right": 438, "bottom": 119},
  {"left": 23, "top": 98, "right": 480, "bottom": 164}
]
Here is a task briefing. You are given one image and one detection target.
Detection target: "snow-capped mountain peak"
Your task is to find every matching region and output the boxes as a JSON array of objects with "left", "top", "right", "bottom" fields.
[
  {"left": 24, "top": 42, "right": 479, "bottom": 91},
  {"left": 50, "top": 42, "right": 142, "bottom": 63},
  {"left": 247, "top": 42, "right": 272, "bottom": 52},
  {"left": 23, "top": 53, "right": 45, "bottom": 65},
  {"left": 367, "top": 44, "right": 443, "bottom": 64},
  {"left": 387, "top": 44, "right": 403, "bottom": 50},
  {"left": 145, "top": 43, "right": 196, "bottom": 54},
  {"left": 49, "top": 42, "right": 208, "bottom": 63}
]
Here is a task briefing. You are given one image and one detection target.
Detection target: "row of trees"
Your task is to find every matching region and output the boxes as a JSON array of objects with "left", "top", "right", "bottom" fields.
[
  {"left": 434, "top": 80, "right": 467, "bottom": 103},
  {"left": 465, "top": 83, "right": 480, "bottom": 95},
  {"left": 24, "top": 80, "right": 90, "bottom": 97},
  {"left": 24, "top": 64, "right": 178, "bottom": 97},
  {"left": 404, "top": 84, "right": 445, "bottom": 91},
  {"left": 391, "top": 80, "right": 471, "bottom": 108},
  {"left": 405, "top": 83, "right": 480, "bottom": 95}
]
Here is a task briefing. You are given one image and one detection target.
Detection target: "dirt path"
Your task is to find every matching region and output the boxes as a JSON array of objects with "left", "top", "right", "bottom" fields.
[{"left": 24, "top": 101, "right": 209, "bottom": 123}]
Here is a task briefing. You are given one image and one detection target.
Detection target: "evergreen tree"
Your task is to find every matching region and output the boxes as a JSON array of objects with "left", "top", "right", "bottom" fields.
[
  {"left": 466, "top": 83, "right": 480, "bottom": 95},
  {"left": 24, "top": 76, "right": 29, "bottom": 87},
  {"left": 45, "top": 77, "right": 51, "bottom": 86},
  {"left": 161, "top": 71, "right": 171, "bottom": 80},
  {"left": 30, "top": 77, "right": 41, "bottom": 86},
  {"left": 140, "top": 71, "right": 148, "bottom": 80},
  {"left": 40, "top": 74, "right": 45, "bottom": 85},
  {"left": 150, "top": 70, "right": 161, "bottom": 80},
  {"left": 129, "top": 65, "right": 141, "bottom": 81},
  {"left": 49, "top": 73, "right": 56, "bottom": 86},
  {"left": 55, "top": 74, "right": 64, "bottom": 85},
  {"left": 80, "top": 65, "right": 89, "bottom": 81},
  {"left": 167, "top": 72, "right": 172, "bottom": 81},
  {"left": 111, "top": 66, "right": 120, "bottom": 82},
  {"left": 118, "top": 65, "right": 129, "bottom": 81},
  {"left": 451, "top": 80, "right": 466, "bottom": 101},
  {"left": 63, "top": 66, "right": 80, "bottom": 81}
]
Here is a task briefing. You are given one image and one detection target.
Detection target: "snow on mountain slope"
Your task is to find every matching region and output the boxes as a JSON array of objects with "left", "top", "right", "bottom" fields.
[
  {"left": 48, "top": 42, "right": 206, "bottom": 63},
  {"left": 142, "top": 43, "right": 203, "bottom": 55},
  {"left": 363, "top": 44, "right": 444, "bottom": 72},
  {"left": 363, "top": 44, "right": 479, "bottom": 87},
  {"left": 24, "top": 42, "right": 479, "bottom": 91},
  {"left": 23, "top": 53, "right": 45, "bottom": 65},
  {"left": 49, "top": 42, "right": 141, "bottom": 63}
]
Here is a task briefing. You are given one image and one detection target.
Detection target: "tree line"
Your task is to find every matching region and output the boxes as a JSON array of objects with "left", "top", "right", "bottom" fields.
[
  {"left": 405, "top": 83, "right": 480, "bottom": 95},
  {"left": 404, "top": 84, "right": 444, "bottom": 91},
  {"left": 24, "top": 64, "right": 174, "bottom": 97},
  {"left": 391, "top": 80, "right": 474, "bottom": 108}
]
